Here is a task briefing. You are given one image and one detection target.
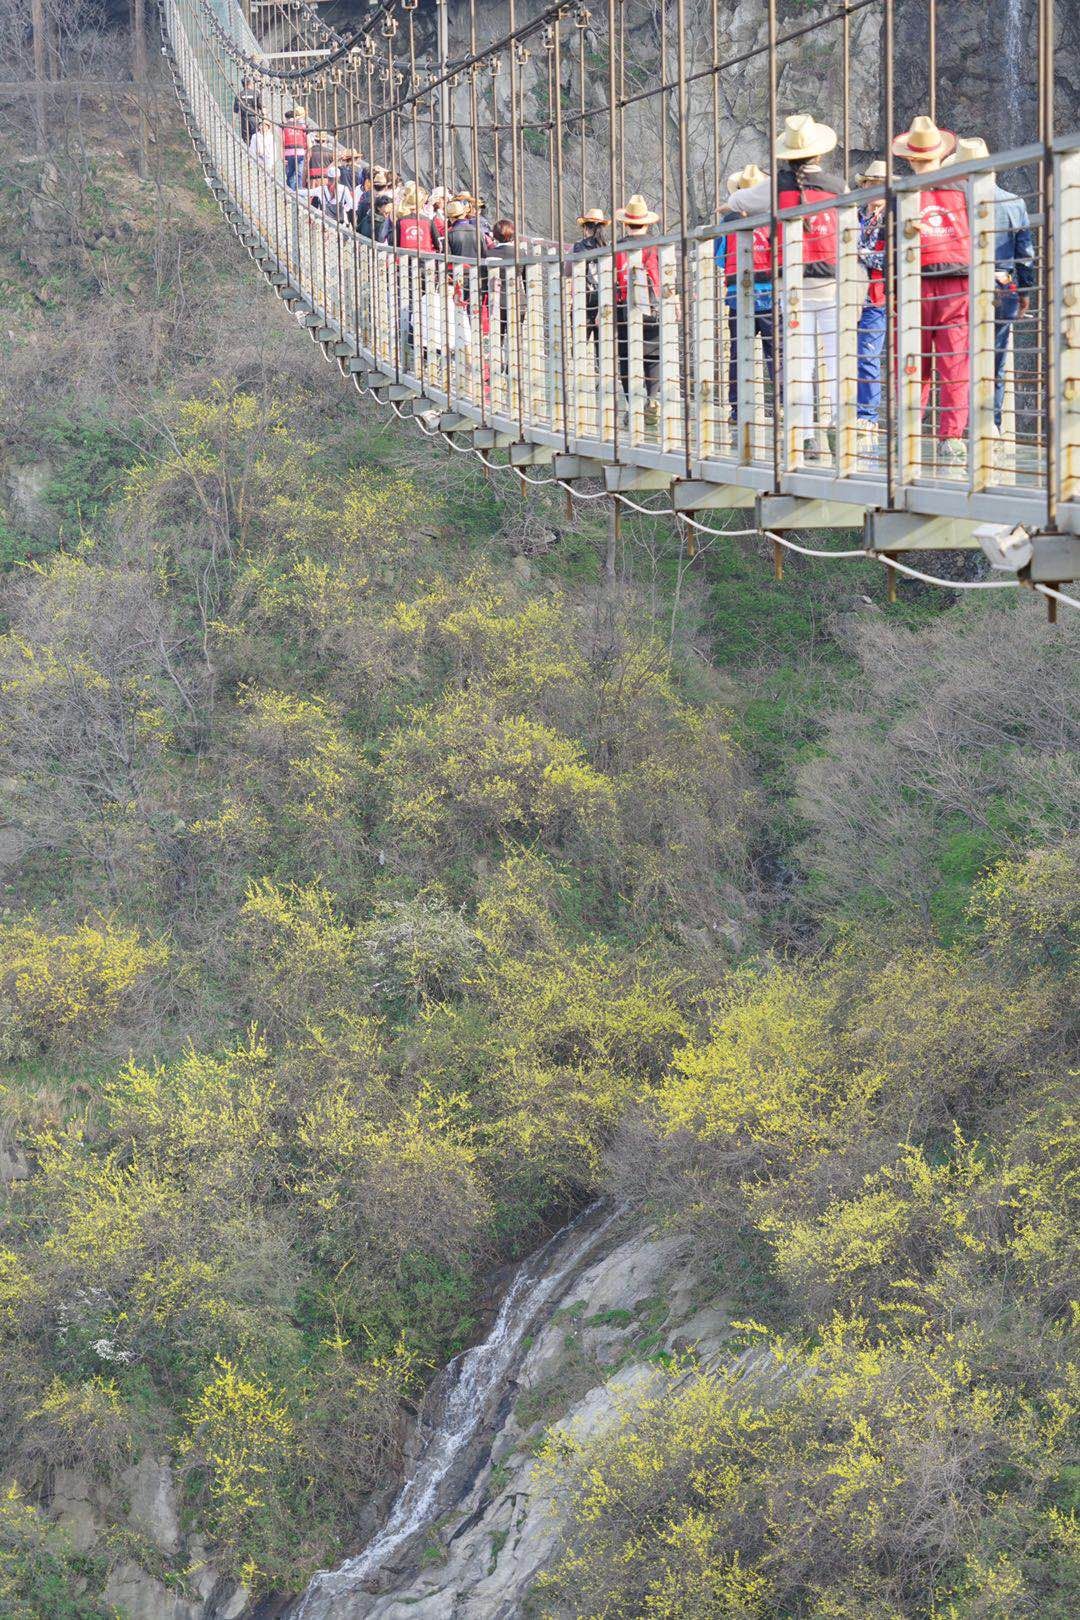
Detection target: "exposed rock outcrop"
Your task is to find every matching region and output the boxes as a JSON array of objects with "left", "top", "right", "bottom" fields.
[{"left": 294, "top": 1221, "right": 730, "bottom": 1618}]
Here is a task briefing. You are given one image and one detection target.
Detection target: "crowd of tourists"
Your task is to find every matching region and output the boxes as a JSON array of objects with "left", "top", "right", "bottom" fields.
[{"left": 234, "top": 78, "right": 1035, "bottom": 459}]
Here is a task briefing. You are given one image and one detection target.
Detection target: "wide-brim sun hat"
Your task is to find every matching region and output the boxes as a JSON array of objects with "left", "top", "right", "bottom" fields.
[
  {"left": 616, "top": 194, "right": 660, "bottom": 226},
  {"left": 370, "top": 167, "right": 390, "bottom": 186},
  {"left": 774, "top": 113, "right": 837, "bottom": 162},
  {"left": 857, "top": 159, "right": 888, "bottom": 182},
  {"left": 577, "top": 207, "right": 610, "bottom": 226},
  {"left": 942, "top": 135, "right": 990, "bottom": 167},
  {"left": 892, "top": 115, "right": 957, "bottom": 160},
  {"left": 726, "top": 162, "right": 766, "bottom": 193},
  {"left": 446, "top": 200, "right": 470, "bottom": 223}
]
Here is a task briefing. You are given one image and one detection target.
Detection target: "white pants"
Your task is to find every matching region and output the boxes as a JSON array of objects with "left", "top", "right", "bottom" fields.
[{"left": 788, "top": 288, "right": 838, "bottom": 436}]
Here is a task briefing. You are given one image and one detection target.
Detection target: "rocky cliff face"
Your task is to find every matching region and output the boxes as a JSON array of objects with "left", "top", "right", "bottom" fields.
[
  {"left": 289, "top": 1216, "right": 731, "bottom": 1619},
  {"left": 326, "top": 0, "right": 1079, "bottom": 224}
]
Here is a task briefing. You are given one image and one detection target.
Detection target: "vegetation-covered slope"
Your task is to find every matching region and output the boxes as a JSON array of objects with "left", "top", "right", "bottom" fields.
[{"left": 0, "top": 88, "right": 1076, "bottom": 1619}]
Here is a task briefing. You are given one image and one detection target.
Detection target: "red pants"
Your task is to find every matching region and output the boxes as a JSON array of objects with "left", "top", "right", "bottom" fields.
[{"left": 920, "top": 275, "right": 969, "bottom": 440}]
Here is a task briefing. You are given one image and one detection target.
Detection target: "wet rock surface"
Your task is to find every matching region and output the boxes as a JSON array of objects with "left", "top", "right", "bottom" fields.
[{"left": 292, "top": 1219, "right": 729, "bottom": 1619}]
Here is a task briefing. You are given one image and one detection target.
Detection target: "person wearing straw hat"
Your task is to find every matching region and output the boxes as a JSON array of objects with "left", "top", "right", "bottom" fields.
[
  {"left": 854, "top": 159, "right": 888, "bottom": 448},
  {"left": 425, "top": 186, "right": 449, "bottom": 239},
  {"left": 716, "top": 164, "right": 776, "bottom": 421},
  {"left": 730, "top": 115, "right": 847, "bottom": 459},
  {"left": 570, "top": 208, "right": 610, "bottom": 361},
  {"left": 614, "top": 195, "right": 663, "bottom": 426},
  {"left": 892, "top": 114, "right": 971, "bottom": 461},
  {"left": 397, "top": 184, "right": 436, "bottom": 253},
  {"left": 944, "top": 135, "right": 1035, "bottom": 432}
]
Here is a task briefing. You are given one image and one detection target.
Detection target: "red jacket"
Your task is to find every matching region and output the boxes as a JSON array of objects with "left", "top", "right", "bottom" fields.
[
  {"left": 396, "top": 214, "right": 437, "bottom": 253},
  {"left": 723, "top": 221, "right": 772, "bottom": 278},
  {"left": 615, "top": 245, "right": 660, "bottom": 307},
  {"left": 915, "top": 184, "right": 970, "bottom": 273},
  {"left": 281, "top": 122, "right": 308, "bottom": 155},
  {"left": 776, "top": 166, "right": 844, "bottom": 276}
]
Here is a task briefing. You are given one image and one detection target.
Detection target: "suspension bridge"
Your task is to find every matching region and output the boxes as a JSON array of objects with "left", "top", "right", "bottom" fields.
[{"left": 160, "top": 0, "right": 1080, "bottom": 613}]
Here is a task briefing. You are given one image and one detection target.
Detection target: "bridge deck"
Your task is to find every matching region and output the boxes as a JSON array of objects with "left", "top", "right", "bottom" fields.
[{"left": 162, "top": 0, "right": 1080, "bottom": 590}]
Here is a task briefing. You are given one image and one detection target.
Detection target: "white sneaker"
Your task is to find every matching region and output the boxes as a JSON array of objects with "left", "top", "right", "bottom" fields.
[{"left": 940, "top": 438, "right": 967, "bottom": 466}]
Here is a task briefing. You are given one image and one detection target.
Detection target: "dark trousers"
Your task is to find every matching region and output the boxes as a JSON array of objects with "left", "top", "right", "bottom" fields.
[
  {"left": 994, "top": 287, "right": 1021, "bottom": 428},
  {"left": 726, "top": 304, "right": 776, "bottom": 413},
  {"left": 615, "top": 304, "right": 660, "bottom": 401}
]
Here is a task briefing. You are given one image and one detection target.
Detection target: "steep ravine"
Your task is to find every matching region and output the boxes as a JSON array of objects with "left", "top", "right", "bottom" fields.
[{"left": 286, "top": 1211, "right": 731, "bottom": 1619}]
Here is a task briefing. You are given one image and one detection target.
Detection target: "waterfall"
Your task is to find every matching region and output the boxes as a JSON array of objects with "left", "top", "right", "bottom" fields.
[
  {"left": 1004, "top": 0, "right": 1025, "bottom": 148},
  {"left": 295, "top": 1200, "right": 621, "bottom": 1619}
]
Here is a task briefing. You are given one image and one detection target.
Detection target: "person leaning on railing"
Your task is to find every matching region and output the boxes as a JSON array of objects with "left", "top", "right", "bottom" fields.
[
  {"left": 715, "top": 163, "right": 776, "bottom": 424},
  {"left": 614, "top": 194, "right": 663, "bottom": 429},
  {"left": 855, "top": 159, "right": 887, "bottom": 454},
  {"left": 942, "top": 134, "right": 1036, "bottom": 438},
  {"left": 892, "top": 115, "right": 971, "bottom": 465},
  {"left": 569, "top": 209, "right": 610, "bottom": 362},
  {"left": 730, "top": 114, "right": 847, "bottom": 460},
  {"left": 281, "top": 106, "right": 309, "bottom": 191}
]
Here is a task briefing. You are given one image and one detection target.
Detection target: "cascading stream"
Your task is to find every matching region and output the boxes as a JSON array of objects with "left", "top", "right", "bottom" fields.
[
  {"left": 1004, "top": 0, "right": 1026, "bottom": 148},
  {"left": 296, "top": 1200, "right": 620, "bottom": 1619}
]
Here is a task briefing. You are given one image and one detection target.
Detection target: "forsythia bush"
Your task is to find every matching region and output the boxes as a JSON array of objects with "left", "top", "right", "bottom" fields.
[
  {"left": 536, "top": 1317, "right": 1079, "bottom": 1619},
  {"left": 180, "top": 1358, "right": 294, "bottom": 1564},
  {"left": 0, "top": 916, "right": 168, "bottom": 1058}
]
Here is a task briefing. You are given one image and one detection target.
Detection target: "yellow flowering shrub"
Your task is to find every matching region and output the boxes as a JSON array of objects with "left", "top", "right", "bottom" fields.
[
  {"left": 180, "top": 1358, "right": 293, "bottom": 1563},
  {"left": 0, "top": 916, "right": 168, "bottom": 1058},
  {"left": 383, "top": 690, "right": 617, "bottom": 861},
  {"left": 238, "top": 876, "right": 361, "bottom": 1029},
  {"left": 384, "top": 571, "right": 585, "bottom": 698},
  {"left": 25, "top": 1374, "right": 131, "bottom": 1477},
  {"left": 653, "top": 965, "right": 876, "bottom": 1172},
  {"left": 536, "top": 1318, "right": 1079, "bottom": 1619},
  {"left": 102, "top": 1033, "right": 278, "bottom": 1203}
]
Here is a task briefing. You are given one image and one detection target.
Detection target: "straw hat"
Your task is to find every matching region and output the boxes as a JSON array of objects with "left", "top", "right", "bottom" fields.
[
  {"left": 615, "top": 193, "right": 660, "bottom": 227},
  {"left": 446, "top": 199, "right": 471, "bottom": 223},
  {"left": 577, "top": 207, "right": 610, "bottom": 227},
  {"left": 370, "top": 166, "right": 390, "bottom": 187},
  {"left": 400, "top": 181, "right": 427, "bottom": 212},
  {"left": 726, "top": 162, "right": 766, "bottom": 193},
  {"left": 942, "top": 135, "right": 990, "bottom": 166},
  {"left": 856, "top": 159, "right": 888, "bottom": 182},
  {"left": 891, "top": 114, "right": 957, "bottom": 160},
  {"left": 428, "top": 186, "right": 448, "bottom": 206},
  {"left": 774, "top": 113, "right": 837, "bottom": 162}
]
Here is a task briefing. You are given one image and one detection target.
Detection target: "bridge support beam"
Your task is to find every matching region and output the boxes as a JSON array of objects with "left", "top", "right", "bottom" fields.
[
  {"left": 673, "top": 480, "right": 756, "bottom": 512},
  {"left": 508, "top": 442, "right": 555, "bottom": 468},
  {"left": 603, "top": 466, "right": 672, "bottom": 493},
  {"left": 554, "top": 454, "right": 605, "bottom": 481},
  {"left": 759, "top": 495, "right": 866, "bottom": 530},
  {"left": 867, "top": 512, "right": 980, "bottom": 551}
]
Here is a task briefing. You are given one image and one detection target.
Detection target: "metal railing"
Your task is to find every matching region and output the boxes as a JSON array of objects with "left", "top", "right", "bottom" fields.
[{"left": 162, "top": 0, "right": 1080, "bottom": 578}]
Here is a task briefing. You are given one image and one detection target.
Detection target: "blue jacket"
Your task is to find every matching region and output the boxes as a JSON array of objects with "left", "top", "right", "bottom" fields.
[
  {"left": 993, "top": 186, "right": 1035, "bottom": 289},
  {"left": 714, "top": 217, "right": 773, "bottom": 314}
]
